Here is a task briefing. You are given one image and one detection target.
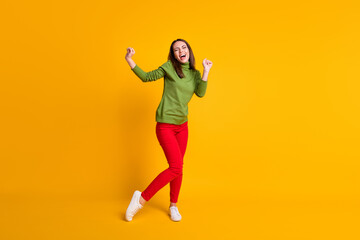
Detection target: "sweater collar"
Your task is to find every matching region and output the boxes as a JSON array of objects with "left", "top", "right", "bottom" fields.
[{"left": 181, "top": 61, "right": 190, "bottom": 69}]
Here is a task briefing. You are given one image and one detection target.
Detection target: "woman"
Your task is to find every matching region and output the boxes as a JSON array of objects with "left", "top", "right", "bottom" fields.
[{"left": 124, "top": 39, "right": 213, "bottom": 222}]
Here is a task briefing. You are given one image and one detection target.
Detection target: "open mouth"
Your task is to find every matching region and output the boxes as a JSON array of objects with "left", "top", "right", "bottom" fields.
[{"left": 180, "top": 54, "right": 186, "bottom": 60}]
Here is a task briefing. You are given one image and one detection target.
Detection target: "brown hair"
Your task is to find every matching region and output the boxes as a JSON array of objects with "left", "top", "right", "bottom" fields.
[{"left": 168, "top": 39, "right": 196, "bottom": 78}]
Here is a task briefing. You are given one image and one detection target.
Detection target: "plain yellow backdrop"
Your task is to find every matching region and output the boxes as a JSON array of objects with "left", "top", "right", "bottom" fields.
[{"left": 1, "top": 0, "right": 359, "bottom": 239}]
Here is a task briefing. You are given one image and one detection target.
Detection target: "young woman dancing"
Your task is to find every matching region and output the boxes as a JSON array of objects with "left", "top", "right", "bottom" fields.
[{"left": 125, "top": 39, "right": 213, "bottom": 222}]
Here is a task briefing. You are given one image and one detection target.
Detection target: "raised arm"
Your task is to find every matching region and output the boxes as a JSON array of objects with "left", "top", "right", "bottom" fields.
[
  {"left": 125, "top": 47, "right": 165, "bottom": 82},
  {"left": 201, "top": 58, "right": 212, "bottom": 81},
  {"left": 125, "top": 47, "right": 136, "bottom": 69},
  {"left": 195, "top": 58, "right": 213, "bottom": 97}
]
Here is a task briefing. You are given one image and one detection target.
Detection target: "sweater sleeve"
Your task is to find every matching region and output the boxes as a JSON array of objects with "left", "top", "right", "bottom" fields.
[
  {"left": 194, "top": 70, "right": 208, "bottom": 98},
  {"left": 131, "top": 63, "right": 166, "bottom": 82}
]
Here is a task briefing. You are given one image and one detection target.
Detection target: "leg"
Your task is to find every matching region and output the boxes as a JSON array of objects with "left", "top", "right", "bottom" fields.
[
  {"left": 170, "top": 122, "right": 188, "bottom": 204},
  {"left": 141, "top": 123, "right": 183, "bottom": 201}
]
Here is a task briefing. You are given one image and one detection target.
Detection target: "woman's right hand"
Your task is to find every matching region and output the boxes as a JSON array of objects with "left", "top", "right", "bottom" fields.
[{"left": 126, "top": 47, "right": 135, "bottom": 59}]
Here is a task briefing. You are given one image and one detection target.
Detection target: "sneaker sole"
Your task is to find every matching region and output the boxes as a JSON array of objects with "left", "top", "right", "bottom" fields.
[{"left": 168, "top": 212, "right": 181, "bottom": 222}]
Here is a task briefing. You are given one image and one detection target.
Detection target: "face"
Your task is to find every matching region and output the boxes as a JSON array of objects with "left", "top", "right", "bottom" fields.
[{"left": 173, "top": 41, "right": 190, "bottom": 63}]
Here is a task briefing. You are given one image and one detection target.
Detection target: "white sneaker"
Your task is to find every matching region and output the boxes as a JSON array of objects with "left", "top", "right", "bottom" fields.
[
  {"left": 169, "top": 206, "right": 182, "bottom": 222},
  {"left": 125, "top": 190, "right": 143, "bottom": 221}
]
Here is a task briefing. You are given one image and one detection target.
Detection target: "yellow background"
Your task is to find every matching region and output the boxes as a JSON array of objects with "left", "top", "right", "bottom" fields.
[{"left": 1, "top": 0, "right": 359, "bottom": 239}]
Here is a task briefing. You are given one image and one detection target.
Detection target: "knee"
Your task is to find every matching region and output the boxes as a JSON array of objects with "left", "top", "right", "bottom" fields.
[{"left": 169, "top": 166, "right": 183, "bottom": 176}]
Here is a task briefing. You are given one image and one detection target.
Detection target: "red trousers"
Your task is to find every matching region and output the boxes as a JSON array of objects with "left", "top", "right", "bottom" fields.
[{"left": 141, "top": 121, "right": 188, "bottom": 203}]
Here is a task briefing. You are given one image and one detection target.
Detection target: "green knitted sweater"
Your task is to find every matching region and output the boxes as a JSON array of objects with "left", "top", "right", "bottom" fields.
[{"left": 131, "top": 60, "right": 207, "bottom": 125}]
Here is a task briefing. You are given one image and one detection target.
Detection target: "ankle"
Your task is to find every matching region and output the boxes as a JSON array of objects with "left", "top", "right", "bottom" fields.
[
  {"left": 170, "top": 202, "right": 177, "bottom": 207},
  {"left": 139, "top": 196, "right": 146, "bottom": 206}
]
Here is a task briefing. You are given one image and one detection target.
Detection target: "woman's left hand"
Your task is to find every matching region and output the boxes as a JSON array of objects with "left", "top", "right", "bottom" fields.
[{"left": 203, "top": 58, "right": 213, "bottom": 72}]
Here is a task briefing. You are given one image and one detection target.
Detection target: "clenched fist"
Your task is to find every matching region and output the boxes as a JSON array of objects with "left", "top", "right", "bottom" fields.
[
  {"left": 202, "top": 58, "right": 213, "bottom": 72},
  {"left": 126, "top": 47, "right": 135, "bottom": 59}
]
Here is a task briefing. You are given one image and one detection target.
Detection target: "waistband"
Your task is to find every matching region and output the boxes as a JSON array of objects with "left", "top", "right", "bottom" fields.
[{"left": 156, "top": 121, "right": 188, "bottom": 127}]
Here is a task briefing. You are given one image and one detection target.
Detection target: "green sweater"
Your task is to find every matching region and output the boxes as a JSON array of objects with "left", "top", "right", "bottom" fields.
[{"left": 131, "top": 60, "right": 208, "bottom": 125}]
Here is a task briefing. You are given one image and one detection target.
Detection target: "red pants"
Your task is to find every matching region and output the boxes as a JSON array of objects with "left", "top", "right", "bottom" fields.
[{"left": 141, "top": 121, "right": 188, "bottom": 203}]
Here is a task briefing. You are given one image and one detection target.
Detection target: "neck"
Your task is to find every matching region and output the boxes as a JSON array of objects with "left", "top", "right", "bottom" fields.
[{"left": 181, "top": 61, "right": 190, "bottom": 68}]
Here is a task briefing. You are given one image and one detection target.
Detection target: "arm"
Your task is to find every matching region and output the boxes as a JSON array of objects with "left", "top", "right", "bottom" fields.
[
  {"left": 201, "top": 69, "right": 210, "bottom": 81},
  {"left": 195, "top": 58, "right": 213, "bottom": 98},
  {"left": 195, "top": 70, "right": 208, "bottom": 98},
  {"left": 125, "top": 47, "right": 136, "bottom": 68},
  {"left": 125, "top": 47, "right": 165, "bottom": 82},
  {"left": 131, "top": 64, "right": 166, "bottom": 82}
]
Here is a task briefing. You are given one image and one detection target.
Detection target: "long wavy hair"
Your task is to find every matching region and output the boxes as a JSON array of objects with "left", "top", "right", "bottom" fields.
[{"left": 168, "top": 39, "right": 196, "bottom": 78}]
